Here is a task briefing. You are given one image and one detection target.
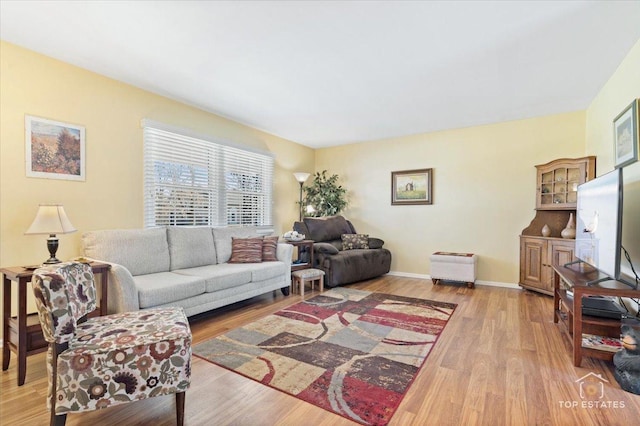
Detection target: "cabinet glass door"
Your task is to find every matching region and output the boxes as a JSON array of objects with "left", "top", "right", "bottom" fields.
[{"left": 537, "top": 160, "right": 590, "bottom": 210}]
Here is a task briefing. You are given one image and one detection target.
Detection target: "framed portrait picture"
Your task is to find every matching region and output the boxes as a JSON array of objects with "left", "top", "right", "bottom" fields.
[
  {"left": 391, "top": 168, "right": 433, "bottom": 205},
  {"left": 26, "top": 115, "right": 86, "bottom": 181},
  {"left": 613, "top": 99, "right": 639, "bottom": 169}
]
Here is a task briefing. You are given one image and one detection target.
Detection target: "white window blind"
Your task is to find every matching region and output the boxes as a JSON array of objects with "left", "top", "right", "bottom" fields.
[{"left": 143, "top": 121, "right": 273, "bottom": 228}]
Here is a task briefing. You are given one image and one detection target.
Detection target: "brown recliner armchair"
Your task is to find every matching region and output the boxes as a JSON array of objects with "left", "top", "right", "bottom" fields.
[{"left": 293, "top": 215, "right": 392, "bottom": 287}]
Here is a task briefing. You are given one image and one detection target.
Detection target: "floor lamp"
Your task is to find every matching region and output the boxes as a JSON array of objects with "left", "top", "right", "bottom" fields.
[{"left": 293, "top": 172, "right": 310, "bottom": 221}]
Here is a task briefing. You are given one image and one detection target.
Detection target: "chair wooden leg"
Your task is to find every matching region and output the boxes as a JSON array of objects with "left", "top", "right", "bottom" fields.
[
  {"left": 52, "top": 413, "right": 66, "bottom": 426},
  {"left": 176, "top": 391, "right": 186, "bottom": 426}
]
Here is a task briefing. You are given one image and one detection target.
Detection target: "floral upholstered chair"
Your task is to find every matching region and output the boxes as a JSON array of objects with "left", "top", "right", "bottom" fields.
[{"left": 31, "top": 262, "right": 191, "bottom": 426}]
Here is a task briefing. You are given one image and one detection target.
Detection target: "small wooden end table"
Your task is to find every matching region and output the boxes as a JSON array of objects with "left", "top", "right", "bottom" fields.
[
  {"left": 281, "top": 239, "right": 314, "bottom": 297},
  {"left": 1, "top": 262, "right": 110, "bottom": 386},
  {"left": 283, "top": 239, "right": 315, "bottom": 272}
]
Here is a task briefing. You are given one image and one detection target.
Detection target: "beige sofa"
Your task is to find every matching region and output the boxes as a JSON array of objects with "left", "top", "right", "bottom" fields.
[{"left": 82, "top": 226, "right": 293, "bottom": 317}]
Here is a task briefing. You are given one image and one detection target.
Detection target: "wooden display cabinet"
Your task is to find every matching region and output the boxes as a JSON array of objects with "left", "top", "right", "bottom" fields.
[
  {"left": 520, "top": 236, "right": 575, "bottom": 295},
  {"left": 536, "top": 157, "right": 596, "bottom": 210},
  {"left": 519, "top": 156, "right": 596, "bottom": 295}
]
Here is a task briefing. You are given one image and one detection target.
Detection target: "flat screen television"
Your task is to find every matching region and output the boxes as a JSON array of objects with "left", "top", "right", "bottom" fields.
[
  {"left": 574, "top": 168, "right": 634, "bottom": 287},
  {"left": 620, "top": 166, "right": 640, "bottom": 287}
]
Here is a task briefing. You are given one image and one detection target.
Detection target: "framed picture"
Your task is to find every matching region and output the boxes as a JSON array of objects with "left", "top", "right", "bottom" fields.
[
  {"left": 613, "top": 99, "right": 639, "bottom": 169},
  {"left": 391, "top": 168, "right": 433, "bottom": 205},
  {"left": 26, "top": 115, "right": 86, "bottom": 181}
]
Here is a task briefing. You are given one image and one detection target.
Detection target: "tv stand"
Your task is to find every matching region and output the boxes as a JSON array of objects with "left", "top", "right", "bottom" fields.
[
  {"left": 563, "top": 259, "right": 583, "bottom": 268},
  {"left": 561, "top": 259, "right": 613, "bottom": 285},
  {"left": 586, "top": 276, "right": 614, "bottom": 286},
  {"left": 553, "top": 262, "right": 640, "bottom": 366}
]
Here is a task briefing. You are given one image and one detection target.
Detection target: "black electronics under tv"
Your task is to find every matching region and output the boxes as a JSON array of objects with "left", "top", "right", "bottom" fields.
[
  {"left": 582, "top": 296, "right": 626, "bottom": 320},
  {"left": 573, "top": 168, "right": 633, "bottom": 287}
]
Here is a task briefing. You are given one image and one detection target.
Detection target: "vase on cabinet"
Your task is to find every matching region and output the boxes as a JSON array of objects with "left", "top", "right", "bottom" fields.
[
  {"left": 561, "top": 213, "right": 576, "bottom": 239},
  {"left": 541, "top": 224, "right": 551, "bottom": 237}
]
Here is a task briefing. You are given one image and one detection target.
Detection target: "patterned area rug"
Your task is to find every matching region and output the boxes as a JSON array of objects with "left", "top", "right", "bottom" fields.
[{"left": 194, "top": 288, "right": 456, "bottom": 425}]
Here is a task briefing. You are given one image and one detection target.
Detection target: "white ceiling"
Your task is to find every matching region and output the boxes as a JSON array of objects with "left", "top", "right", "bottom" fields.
[{"left": 1, "top": 1, "right": 640, "bottom": 148}]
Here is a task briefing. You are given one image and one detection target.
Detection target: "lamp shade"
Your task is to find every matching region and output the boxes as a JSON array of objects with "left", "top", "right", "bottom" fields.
[
  {"left": 25, "top": 204, "right": 77, "bottom": 235},
  {"left": 293, "top": 172, "right": 310, "bottom": 183}
]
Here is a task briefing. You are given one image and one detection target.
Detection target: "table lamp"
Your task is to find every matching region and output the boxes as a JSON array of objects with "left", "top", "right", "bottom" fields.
[{"left": 25, "top": 204, "right": 77, "bottom": 264}]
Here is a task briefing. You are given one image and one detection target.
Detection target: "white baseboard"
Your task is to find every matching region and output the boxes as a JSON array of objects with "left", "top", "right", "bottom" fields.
[
  {"left": 387, "top": 271, "right": 430, "bottom": 280},
  {"left": 386, "top": 271, "right": 519, "bottom": 289},
  {"left": 475, "top": 280, "right": 520, "bottom": 289}
]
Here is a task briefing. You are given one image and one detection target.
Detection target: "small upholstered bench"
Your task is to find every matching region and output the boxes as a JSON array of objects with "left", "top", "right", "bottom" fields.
[
  {"left": 430, "top": 252, "right": 477, "bottom": 288},
  {"left": 291, "top": 268, "right": 325, "bottom": 296}
]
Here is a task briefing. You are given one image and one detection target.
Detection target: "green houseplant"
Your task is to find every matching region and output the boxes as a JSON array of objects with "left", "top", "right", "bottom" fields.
[{"left": 302, "top": 170, "right": 348, "bottom": 217}]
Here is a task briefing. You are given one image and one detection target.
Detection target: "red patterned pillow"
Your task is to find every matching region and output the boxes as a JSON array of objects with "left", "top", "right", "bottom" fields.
[
  {"left": 262, "top": 236, "right": 279, "bottom": 261},
  {"left": 229, "top": 237, "right": 264, "bottom": 263}
]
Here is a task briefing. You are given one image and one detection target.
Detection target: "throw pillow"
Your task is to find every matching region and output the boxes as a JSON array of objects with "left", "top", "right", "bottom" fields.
[
  {"left": 342, "top": 233, "right": 369, "bottom": 250},
  {"left": 262, "top": 236, "right": 279, "bottom": 261},
  {"left": 368, "top": 237, "right": 385, "bottom": 249},
  {"left": 229, "top": 237, "right": 264, "bottom": 263}
]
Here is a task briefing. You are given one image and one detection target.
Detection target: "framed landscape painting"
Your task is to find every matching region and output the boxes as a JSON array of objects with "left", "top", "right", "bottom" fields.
[
  {"left": 391, "top": 168, "right": 432, "bottom": 205},
  {"left": 26, "top": 115, "right": 85, "bottom": 181},
  {"left": 613, "top": 99, "right": 638, "bottom": 169}
]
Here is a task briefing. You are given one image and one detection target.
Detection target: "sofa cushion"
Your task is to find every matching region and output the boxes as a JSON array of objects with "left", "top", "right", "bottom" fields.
[
  {"left": 212, "top": 226, "right": 260, "bottom": 263},
  {"left": 243, "top": 262, "right": 288, "bottom": 282},
  {"left": 318, "top": 248, "right": 392, "bottom": 288},
  {"left": 229, "top": 237, "right": 264, "bottom": 263},
  {"left": 262, "top": 236, "right": 279, "bottom": 261},
  {"left": 133, "top": 272, "right": 205, "bottom": 308},
  {"left": 167, "top": 226, "right": 217, "bottom": 270},
  {"left": 342, "top": 233, "right": 369, "bottom": 250},
  {"left": 182, "top": 263, "right": 285, "bottom": 287},
  {"left": 303, "top": 215, "right": 353, "bottom": 242},
  {"left": 172, "top": 264, "right": 254, "bottom": 293},
  {"left": 82, "top": 228, "right": 170, "bottom": 276}
]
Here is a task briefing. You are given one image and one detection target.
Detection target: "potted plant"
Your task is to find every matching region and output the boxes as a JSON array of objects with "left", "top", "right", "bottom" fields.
[{"left": 302, "top": 170, "right": 348, "bottom": 217}]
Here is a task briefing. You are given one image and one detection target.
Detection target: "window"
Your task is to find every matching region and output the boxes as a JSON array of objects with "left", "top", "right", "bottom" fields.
[{"left": 143, "top": 120, "right": 273, "bottom": 228}]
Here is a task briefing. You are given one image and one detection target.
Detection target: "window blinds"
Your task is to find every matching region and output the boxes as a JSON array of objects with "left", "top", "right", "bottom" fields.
[{"left": 143, "top": 121, "right": 273, "bottom": 228}]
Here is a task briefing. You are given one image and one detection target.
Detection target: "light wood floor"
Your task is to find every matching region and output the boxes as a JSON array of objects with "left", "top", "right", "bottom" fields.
[{"left": 2, "top": 276, "right": 640, "bottom": 425}]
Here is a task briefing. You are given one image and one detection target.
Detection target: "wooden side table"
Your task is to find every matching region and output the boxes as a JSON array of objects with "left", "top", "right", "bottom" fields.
[
  {"left": 1, "top": 262, "right": 110, "bottom": 386},
  {"left": 284, "top": 239, "right": 315, "bottom": 272}
]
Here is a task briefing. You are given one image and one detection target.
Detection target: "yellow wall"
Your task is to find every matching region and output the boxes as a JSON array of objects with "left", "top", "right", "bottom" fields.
[
  {"left": 586, "top": 40, "right": 640, "bottom": 175},
  {"left": 585, "top": 39, "right": 640, "bottom": 288},
  {"left": 315, "top": 112, "right": 586, "bottom": 283},
  {"left": 0, "top": 41, "right": 315, "bottom": 332},
  {"left": 315, "top": 39, "right": 640, "bottom": 285},
  {"left": 1, "top": 37, "right": 638, "bottom": 338},
  {"left": 0, "top": 41, "right": 314, "bottom": 269}
]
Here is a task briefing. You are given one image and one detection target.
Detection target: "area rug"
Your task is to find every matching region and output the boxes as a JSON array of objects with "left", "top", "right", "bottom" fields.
[{"left": 193, "top": 288, "right": 456, "bottom": 425}]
